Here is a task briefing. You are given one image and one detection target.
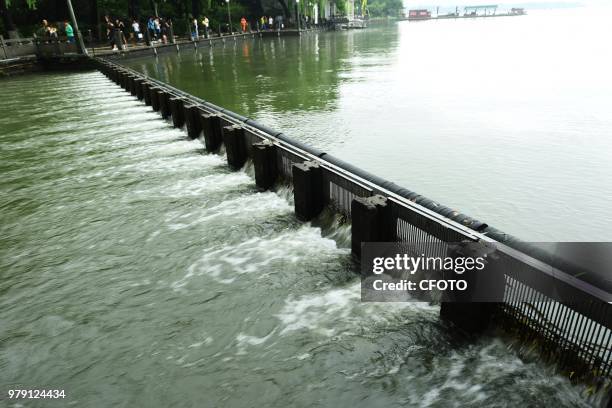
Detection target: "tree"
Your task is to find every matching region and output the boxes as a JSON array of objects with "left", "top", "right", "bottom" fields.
[{"left": 1, "top": 0, "right": 18, "bottom": 35}]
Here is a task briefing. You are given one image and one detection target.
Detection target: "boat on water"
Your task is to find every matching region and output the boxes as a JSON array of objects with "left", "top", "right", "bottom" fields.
[
  {"left": 404, "top": 5, "right": 527, "bottom": 22},
  {"left": 345, "top": 18, "right": 368, "bottom": 29},
  {"left": 408, "top": 9, "right": 432, "bottom": 21}
]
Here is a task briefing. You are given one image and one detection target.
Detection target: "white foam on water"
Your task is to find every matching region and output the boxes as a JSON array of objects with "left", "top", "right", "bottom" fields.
[
  {"left": 236, "top": 330, "right": 277, "bottom": 355},
  {"left": 115, "top": 149, "right": 223, "bottom": 177},
  {"left": 275, "top": 283, "right": 437, "bottom": 338},
  {"left": 172, "top": 226, "right": 344, "bottom": 289},
  {"left": 165, "top": 191, "right": 292, "bottom": 232},
  {"left": 134, "top": 172, "right": 252, "bottom": 199}
]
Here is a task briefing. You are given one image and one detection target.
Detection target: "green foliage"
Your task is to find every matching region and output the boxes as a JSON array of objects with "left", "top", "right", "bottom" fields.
[
  {"left": 334, "top": 0, "right": 345, "bottom": 14},
  {"left": 366, "top": 0, "right": 400, "bottom": 17},
  {"left": 5, "top": 0, "right": 37, "bottom": 9}
]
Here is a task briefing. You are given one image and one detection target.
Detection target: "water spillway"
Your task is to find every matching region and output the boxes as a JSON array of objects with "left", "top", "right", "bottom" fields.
[
  {"left": 0, "top": 65, "right": 608, "bottom": 407},
  {"left": 98, "top": 55, "right": 612, "bottom": 377}
]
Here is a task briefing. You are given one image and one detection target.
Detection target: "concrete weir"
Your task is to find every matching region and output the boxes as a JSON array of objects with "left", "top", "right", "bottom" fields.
[{"left": 94, "top": 58, "right": 612, "bottom": 392}]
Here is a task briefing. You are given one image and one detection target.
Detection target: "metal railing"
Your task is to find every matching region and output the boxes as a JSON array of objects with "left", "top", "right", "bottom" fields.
[
  {"left": 0, "top": 36, "right": 37, "bottom": 60},
  {"left": 95, "top": 57, "right": 612, "bottom": 384}
]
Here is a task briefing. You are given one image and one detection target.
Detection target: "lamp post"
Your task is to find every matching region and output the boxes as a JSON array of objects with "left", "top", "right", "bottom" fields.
[
  {"left": 225, "top": 0, "right": 232, "bottom": 34},
  {"left": 309, "top": 2, "right": 313, "bottom": 26},
  {"left": 296, "top": 0, "right": 300, "bottom": 31},
  {"left": 66, "top": 0, "right": 87, "bottom": 55}
]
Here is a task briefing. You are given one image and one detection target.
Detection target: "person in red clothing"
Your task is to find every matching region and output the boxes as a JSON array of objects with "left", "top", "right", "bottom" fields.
[{"left": 240, "top": 17, "right": 247, "bottom": 32}]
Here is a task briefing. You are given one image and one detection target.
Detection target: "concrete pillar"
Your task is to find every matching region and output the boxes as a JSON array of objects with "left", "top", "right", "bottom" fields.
[
  {"left": 169, "top": 97, "right": 185, "bottom": 128},
  {"left": 350, "top": 195, "right": 393, "bottom": 259},
  {"left": 158, "top": 90, "right": 171, "bottom": 119},
  {"left": 117, "top": 71, "right": 126, "bottom": 89},
  {"left": 439, "top": 243, "right": 504, "bottom": 333},
  {"left": 148, "top": 87, "right": 160, "bottom": 112},
  {"left": 128, "top": 76, "right": 138, "bottom": 96},
  {"left": 200, "top": 112, "right": 222, "bottom": 152},
  {"left": 143, "top": 82, "right": 152, "bottom": 106},
  {"left": 184, "top": 105, "right": 203, "bottom": 139},
  {"left": 252, "top": 139, "right": 277, "bottom": 190},
  {"left": 222, "top": 125, "right": 247, "bottom": 170},
  {"left": 292, "top": 161, "right": 324, "bottom": 221},
  {"left": 134, "top": 78, "right": 145, "bottom": 100},
  {"left": 122, "top": 73, "right": 130, "bottom": 91}
]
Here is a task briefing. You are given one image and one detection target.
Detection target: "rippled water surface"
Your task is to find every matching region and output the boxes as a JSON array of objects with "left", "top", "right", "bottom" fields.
[
  {"left": 0, "top": 71, "right": 602, "bottom": 406},
  {"left": 122, "top": 8, "right": 612, "bottom": 241}
]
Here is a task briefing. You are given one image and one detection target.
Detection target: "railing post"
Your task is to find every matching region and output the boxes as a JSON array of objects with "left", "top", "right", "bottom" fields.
[
  {"left": 200, "top": 112, "right": 222, "bottom": 152},
  {"left": 168, "top": 25, "right": 175, "bottom": 44},
  {"left": 292, "top": 161, "right": 324, "bottom": 221},
  {"left": 222, "top": 125, "right": 247, "bottom": 170},
  {"left": 252, "top": 140, "right": 277, "bottom": 190},
  {"left": 0, "top": 35, "right": 8, "bottom": 59},
  {"left": 169, "top": 97, "right": 186, "bottom": 128},
  {"left": 350, "top": 195, "right": 392, "bottom": 259}
]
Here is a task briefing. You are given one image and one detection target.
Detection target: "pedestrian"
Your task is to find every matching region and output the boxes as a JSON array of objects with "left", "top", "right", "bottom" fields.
[
  {"left": 191, "top": 18, "right": 199, "bottom": 40},
  {"left": 49, "top": 25, "right": 58, "bottom": 40},
  {"left": 240, "top": 17, "right": 247, "bottom": 33},
  {"left": 115, "top": 19, "right": 127, "bottom": 49},
  {"left": 202, "top": 16, "right": 210, "bottom": 38},
  {"left": 268, "top": 16, "right": 274, "bottom": 30},
  {"left": 132, "top": 19, "right": 142, "bottom": 43},
  {"left": 147, "top": 17, "right": 156, "bottom": 41},
  {"left": 154, "top": 17, "right": 161, "bottom": 39},
  {"left": 260, "top": 16, "right": 266, "bottom": 30},
  {"left": 64, "top": 21, "right": 75, "bottom": 44},
  {"left": 161, "top": 18, "right": 171, "bottom": 43},
  {"left": 106, "top": 21, "right": 117, "bottom": 50}
]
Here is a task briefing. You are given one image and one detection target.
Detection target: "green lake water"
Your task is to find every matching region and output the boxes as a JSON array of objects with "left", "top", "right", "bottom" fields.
[{"left": 1, "top": 8, "right": 610, "bottom": 408}]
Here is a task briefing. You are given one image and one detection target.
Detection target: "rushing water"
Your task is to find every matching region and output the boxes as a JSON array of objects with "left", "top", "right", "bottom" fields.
[
  {"left": 122, "top": 7, "right": 612, "bottom": 242},
  {"left": 0, "top": 70, "right": 604, "bottom": 406}
]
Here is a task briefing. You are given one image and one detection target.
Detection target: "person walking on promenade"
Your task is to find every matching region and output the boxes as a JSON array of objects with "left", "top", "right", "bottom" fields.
[
  {"left": 154, "top": 17, "right": 161, "bottom": 39},
  {"left": 202, "top": 16, "right": 210, "bottom": 38},
  {"left": 115, "top": 19, "right": 127, "bottom": 49},
  {"left": 161, "top": 18, "right": 171, "bottom": 43},
  {"left": 240, "top": 17, "right": 247, "bottom": 32},
  {"left": 49, "top": 25, "right": 58, "bottom": 40},
  {"left": 37, "top": 19, "right": 51, "bottom": 40},
  {"left": 64, "top": 21, "right": 75, "bottom": 44},
  {"left": 132, "top": 19, "right": 142, "bottom": 43},
  {"left": 191, "top": 18, "right": 199, "bottom": 40},
  {"left": 268, "top": 16, "right": 274, "bottom": 30},
  {"left": 260, "top": 16, "right": 266, "bottom": 30},
  {"left": 147, "top": 17, "right": 156, "bottom": 41}
]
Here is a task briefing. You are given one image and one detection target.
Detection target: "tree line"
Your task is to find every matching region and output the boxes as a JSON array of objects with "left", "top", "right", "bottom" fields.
[{"left": 0, "top": 0, "right": 403, "bottom": 39}]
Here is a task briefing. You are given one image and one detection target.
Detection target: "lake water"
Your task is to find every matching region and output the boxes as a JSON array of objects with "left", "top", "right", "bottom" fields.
[
  {"left": 0, "top": 69, "right": 600, "bottom": 408},
  {"left": 0, "top": 7, "right": 610, "bottom": 408},
  {"left": 123, "top": 7, "right": 612, "bottom": 242}
]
